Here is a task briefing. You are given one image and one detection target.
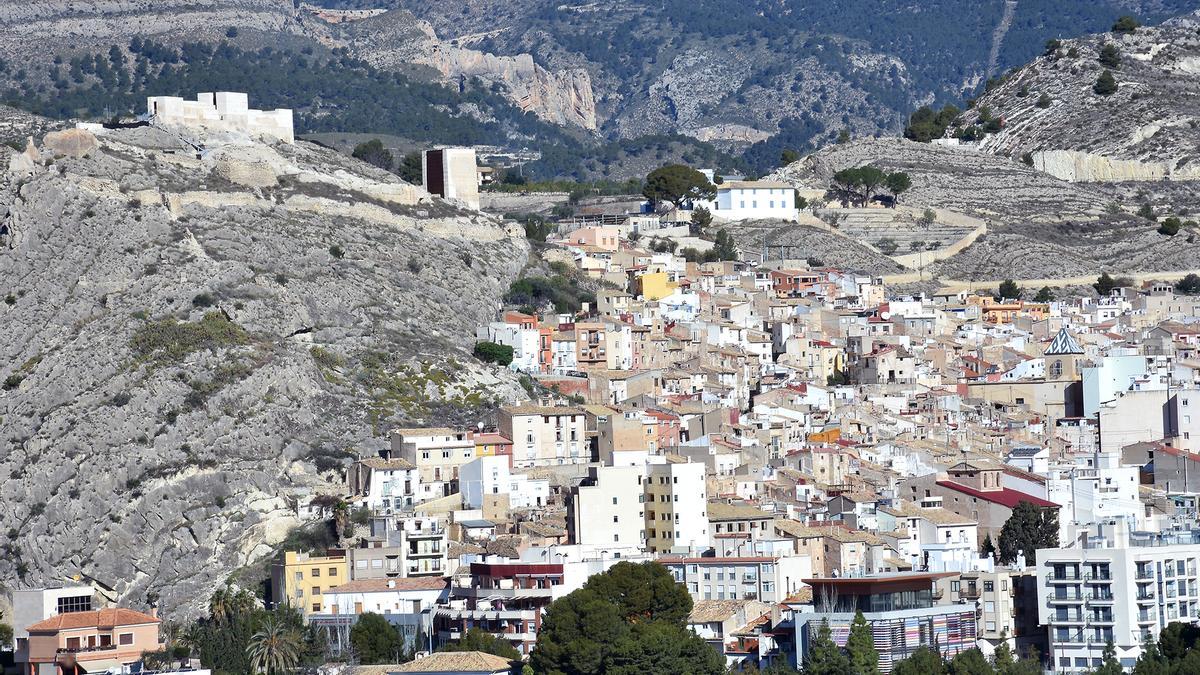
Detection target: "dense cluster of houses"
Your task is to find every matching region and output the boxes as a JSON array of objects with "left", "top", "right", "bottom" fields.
[{"left": 13, "top": 223, "right": 1200, "bottom": 675}]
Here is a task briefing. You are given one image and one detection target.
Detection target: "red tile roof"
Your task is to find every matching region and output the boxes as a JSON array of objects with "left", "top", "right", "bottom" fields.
[
  {"left": 935, "top": 480, "right": 1058, "bottom": 508},
  {"left": 27, "top": 608, "right": 159, "bottom": 632},
  {"left": 325, "top": 577, "right": 448, "bottom": 594}
]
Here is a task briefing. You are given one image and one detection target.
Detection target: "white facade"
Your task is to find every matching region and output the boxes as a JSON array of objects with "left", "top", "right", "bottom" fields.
[
  {"left": 477, "top": 322, "right": 539, "bottom": 372},
  {"left": 1037, "top": 521, "right": 1200, "bottom": 673},
  {"left": 147, "top": 92, "right": 293, "bottom": 143},
  {"left": 708, "top": 181, "right": 797, "bottom": 221},
  {"left": 644, "top": 460, "right": 710, "bottom": 553},
  {"left": 460, "top": 455, "right": 549, "bottom": 509},
  {"left": 568, "top": 465, "right": 646, "bottom": 547},
  {"left": 422, "top": 147, "right": 480, "bottom": 210},
  {"left": 661, "top": 554, "right": 811, "bottom": 604}
]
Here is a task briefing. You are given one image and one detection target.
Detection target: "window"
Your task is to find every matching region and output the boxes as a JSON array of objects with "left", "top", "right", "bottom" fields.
[
  {"left": 119, "top": 633, "right": 134, "bottom": 646},
  {"left": 329, "top": 568, "right": 338, "bottom": 576},
  {"left": 311, "top": 568, "right": 320, "bottom": 577},
  {"left": 612, "top": 497, "right": 618, "bottom": 505},
  {"left": 984, "top": 581, "right": 994, "bottom": 592},
  {"left": 312, "top": 586, "right": 322, "bottom": 595}
]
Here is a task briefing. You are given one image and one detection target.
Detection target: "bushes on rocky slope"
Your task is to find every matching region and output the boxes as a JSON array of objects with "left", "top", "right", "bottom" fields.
[{"left": 130, "top": 311, "right": 250, "bottom": 364}]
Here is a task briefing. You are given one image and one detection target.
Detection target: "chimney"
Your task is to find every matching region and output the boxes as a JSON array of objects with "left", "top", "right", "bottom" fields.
[{"left": 149, "top": 606, "right": 158, "bottom": 619}]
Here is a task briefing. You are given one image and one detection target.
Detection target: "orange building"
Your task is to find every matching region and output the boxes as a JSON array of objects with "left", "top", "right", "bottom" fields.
[{"left": 23, "top": 607, "right": 161, "bottom": 675}]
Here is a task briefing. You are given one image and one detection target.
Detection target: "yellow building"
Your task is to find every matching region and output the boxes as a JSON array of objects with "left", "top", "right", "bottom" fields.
[
  {"left": 635, "top": 271, "right": 677, "bottom": 301},
  {"left": 270, "top": 550, "right": 349, "bottom": 615}
]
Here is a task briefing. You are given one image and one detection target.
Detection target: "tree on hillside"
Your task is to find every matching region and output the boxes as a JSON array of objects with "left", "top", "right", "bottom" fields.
[
  {"left": 1176, "top": 274, "right": 1200, "bottom": 296},
  {"left": 1095, "top": 272, "right": 1117, "bottom": 296},
  {"left": 998, "top": 501, "right": 1058, "bottom": 565},
  {"left": 1158, "top": 216, "right": 1182, "bottom": 236},
  {"left": 529, "top": 561, "right": 723, "bottom": 675},
  {"left": 350, "top": 613, "right": 404, "bottom": 664},
  {"left": 1044, "top": 39, "right": 1062, "bottom": 56},
  {"left": 473, "top": 341, "right": 514, "bottom": 366},
  {"left": 803, "top": 620, "right": 851, "bottom": 675},
  {"left": 1098, "top": 44, "right": 1122, "bottom": 68},
  {"left": 997, "top": 279, "right": 1021, "bottom": 300},
  {"left": 642, "top": 165, "right": 716, "bottom": 208},
  {"left": 710, "top": 228, "right": 739, "bottom": 262},
  {"left": 904, "top": 104, "right": 960, "bottom": 143},
  {"left": 1094, "top": 70, "right": 1118, "bottom": 96},
  {"left": 1112, "top": 15, "right": 1141, "bottom": 34},
  {"left": 846, "top": 611, "right": 880, "bottom": 675},
  {"left": 831, "top": 165, "right": 887, "bottom": 207},
  {"left": 980, "top": 533, "right": 996, "bottom": 558},
  {"left": 691, "top": 205, "right": 713, "bottom": 235},
  {"left": 352, "top": 138, "right": 393, "bottom": 171},
  {"left": 439, "top": 627, "right": 521, "bottom": 660},
  {"left": 1035, "top": 92, "right": 1052, "bottom": 109},
  {"left": 780, "top": 149, "right": 801, "bottom": 165},
  {"left": 884, "top": 171, "right": 912, "bottom": 207},
  {"left": 397, "top": 151, "right": 422, "bottom": 184},
  {"left": 1034, "top": 286, "right": 1055, "bottom": 302}
]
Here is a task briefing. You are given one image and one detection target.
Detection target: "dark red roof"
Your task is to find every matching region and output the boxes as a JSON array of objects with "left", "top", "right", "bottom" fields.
[{"left": 935, "top": 480, "right": 1058, "bottom": 508}]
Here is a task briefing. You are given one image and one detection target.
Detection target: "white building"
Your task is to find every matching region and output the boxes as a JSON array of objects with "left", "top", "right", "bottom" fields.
[
  {"left": 707, "top": 180, "right": 797, "bottom": 221},
  {"left": 348, "top": 457, "right": 421, "bottom": 513},
  {"left": 1036, "top": 520, "right": 1200, "bottom": 673},
  {"left": 660, "top": 554, "right": 810, "bottom": 604},
  {"left": 566, "top": 465, "right": 646, "bottom": 548},
  {"left": 146, "top": 92, "right": 293, "bottom": 143},
  {"left": 476, "top": 321, "right": 540, "bottom": 372},
  {"left": 644, "top": 459, "right": 710, "bottom": 553},
  {"left": 498, "top": 405, "right": 588, "bottom": 468},
  {"left": 459, "top": 455, "right": 549, "bottom": 510},
  {"left": 422, "top": 147, "right": 480, "bottom": 210}
]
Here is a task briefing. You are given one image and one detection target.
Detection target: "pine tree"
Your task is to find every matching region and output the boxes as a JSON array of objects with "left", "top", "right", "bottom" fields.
[
  {"left": 804, "top": 620, "right": 851, "bottom": 675},
  {"left": 1094, "top": 70, "right": 1118, "bottom": 96},
  {"left": 846, "top": 611, "right": 879, "bottom": 675},
  {"left": 1134, "top": 635, "right": 1170, "bottom": 675},
  {"left": 1093, "top": 641, "right": 1123, "bottom": 675},
  {"left": 980, "top": 534, "right": 996, "bottom": 558}
]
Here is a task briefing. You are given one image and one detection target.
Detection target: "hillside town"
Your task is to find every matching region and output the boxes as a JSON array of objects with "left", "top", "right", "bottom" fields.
[
  {"left": 10, "top": 159, "right": 1200, "bottom": 673},
  {"left": 6, "top": 9, "right": 1200, "bottom": 669}
]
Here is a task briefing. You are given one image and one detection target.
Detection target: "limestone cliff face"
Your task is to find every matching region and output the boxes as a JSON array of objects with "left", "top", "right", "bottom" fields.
[
  {"left": 426, "top": 46, "right": 597, "bottom": 130},
  {"left": 965, "top": 15, "right": 1200, "bottom": 182},
  {"left": 338, "top": 10, "right": 598, "bottom": 131},
  {"left": 0, "top": 118, "right": 528, "bottom": 617}
]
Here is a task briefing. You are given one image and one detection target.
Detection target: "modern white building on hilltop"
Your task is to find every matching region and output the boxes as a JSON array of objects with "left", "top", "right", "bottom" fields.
[
  {"left": 706, "top": 180, "right": 797, "bottom": 221},
  {"left": 147, "top": 92, "right": 293, "bottom": 143}
]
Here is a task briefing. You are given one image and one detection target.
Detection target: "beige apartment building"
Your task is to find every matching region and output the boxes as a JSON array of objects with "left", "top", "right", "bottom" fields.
[
  {"left": 644, "top": 460, "right": 709, "bottom": 553},
  {"left": 498, "top": 404, "right": 588, "bottom": 467},
  {"left": 390, "top": 427, "right": 476, "bottom": 492}
]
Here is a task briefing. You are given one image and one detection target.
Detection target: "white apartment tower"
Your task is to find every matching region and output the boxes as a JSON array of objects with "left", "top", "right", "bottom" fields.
[
  {"left": 644, "top": 459, "right": 709, "bottom": 553},
  {"left": 1037, "top": 520, "right": 1200, "bottom": 673}
]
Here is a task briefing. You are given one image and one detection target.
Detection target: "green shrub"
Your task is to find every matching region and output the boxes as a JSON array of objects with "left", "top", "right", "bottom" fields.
[
  {"left": 130, "top": 312, "right": 250, "bottom": 364},
  {"left": 474, "top": 341, "right": 514, "bottom": 366}
]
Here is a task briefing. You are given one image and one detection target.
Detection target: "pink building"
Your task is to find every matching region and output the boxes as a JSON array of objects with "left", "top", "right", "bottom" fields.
[
  {"left": 22, "top": 607, "right": 162, "bottom": 675},
  {"left": 565, "top": 226, "right": 619, "bottom": 252}
]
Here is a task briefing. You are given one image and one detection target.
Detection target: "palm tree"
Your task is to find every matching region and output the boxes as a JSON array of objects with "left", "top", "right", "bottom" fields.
[
  {"left": 247, "top": 615, "right": 301, "bottom": 675},
  {"left": 208, "top": 587, "right": 232, "bottom": 624}
]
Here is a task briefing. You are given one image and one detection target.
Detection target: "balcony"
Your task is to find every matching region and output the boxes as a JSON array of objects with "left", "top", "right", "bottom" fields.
[
  {"left": 1084, "top": 572, "right": 1112, "bottom": 582},
  {"left": 961, "top": 587, "right": 982, "bottom": 600},
  {"left": 1047, "top": 593, "right": 1084, "bottom": 604},
  {"left": 1049, "top": 573, "right": 1083, "bottom": 583},
  {"left": 1137, "top": 614, "right": 1155, "bottom": 624},
  {"left": 57, "top": 644, "right": 118, "bottom": 655},
  {"left": 1055, "top": 631, "right": 1087, "bottom": 646},
  {"left": 1050, "top": 614, "right": 1085, "bottom": 625},
  {"left": 454, "top": 586, "right": 554, "bottom": 600},
  {"left": 1088, "top": 614, "right": 1116, "bottom": 625},
  {"left": 1136, "top": 590, "right": 1157, "bottom": 602},
  {"left": 1086, "top": 593, "right": 1115, "bottom": 605},
  {"left": 1136, "top": 569, "right": 1156, "bottom": 581}
]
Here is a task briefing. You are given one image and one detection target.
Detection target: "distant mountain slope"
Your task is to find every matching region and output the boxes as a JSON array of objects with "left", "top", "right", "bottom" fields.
[
  {"left": 371, "top": 0, "right": 1200, "bottom": 166},
  {"left": 0, "top": 116, "right": 526, "bottom": 616},
  {"left": 960, "top": 13, "right": 1200, "bottom": 182}
]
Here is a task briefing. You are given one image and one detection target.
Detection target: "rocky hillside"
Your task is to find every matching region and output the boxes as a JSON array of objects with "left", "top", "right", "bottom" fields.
[
  {"left": 0, "top": 114, "right": 528, "bottom": 617},
  {"left": 770, "top": 138, "right": 1200, "bottom": 282},
  {"left": 962, "top": 12, "right": 1200, "bottom": 182}
]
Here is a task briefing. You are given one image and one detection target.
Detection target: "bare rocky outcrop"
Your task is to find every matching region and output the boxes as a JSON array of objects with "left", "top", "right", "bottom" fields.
[
  {"left": 0, "top": 113, "right": 529, "bottom": 618},
  {"left": 963, "top": 15, "right": 1200, "bottom": 182},
  {"left": 767, "top": 137, "right": 1200, "bottom": 281}
]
